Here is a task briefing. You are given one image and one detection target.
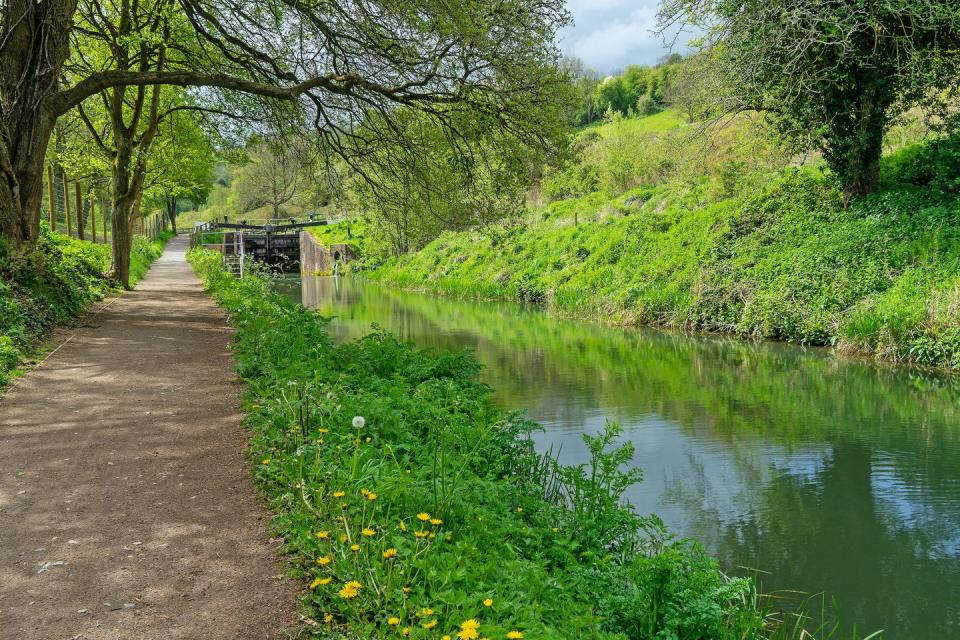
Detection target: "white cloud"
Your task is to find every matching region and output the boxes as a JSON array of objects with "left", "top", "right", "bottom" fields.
[{"left": 559, "top": 1, "right": 691, "bottom": 72}]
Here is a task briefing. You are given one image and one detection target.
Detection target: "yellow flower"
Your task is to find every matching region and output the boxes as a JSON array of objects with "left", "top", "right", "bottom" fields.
[
  {"left": 261, "top": 459, "right": 270, "bottom": 465},
  {"left": 361, "top": 488, "right": 370, "bottom": 496},
  {"left": 428, "top": 532, "right": 436, "bottom": 539},
  {"left": 367, "top": 492, "right": 378, "bottom": 501},
  {"left": 318, "top": 428, "right": 329, "bottom": 434},
  {"left": 457, "top": 619, "right": 480, "bottom": 640},
  {"left": 507, "top": 632, "right": 524, "bottom": 639},
  {"left": 365, "top": 436, "right": 372, "bottom": 443},
  {"left": 309, "top": 577, "right": 332, "bottom": 589},
  {"left": 417, "top": 512, "right": 431, "bottom": 521},
  {"left": 402, "top": 586, "right": 411, "bottom": 593},
  {"left": 382, "top": 548, "right": 398, "bottom": 559},
  {"left": 419, "top": 607, "right": 434, "bottom": 616},
  {"left": 414, "top": 530, "right": 429, "bottom": 538},
  {"left": 350, "top": 543, "right": 361, "bottom": 552},
  {"left": 442, "top": 636, "right": 451, "bottom": 640},
  {"left": 323, "top": 613, "right": 333, "bottom": 623},
  {"left": 402, "top": 628, "right": 410, "bottom": 637},
  {"left": 338, "top": 580, "right": 362, "bottom": 599},
  {"left": 316, "top": 555, "right": 331, "bottom": 566},
  {"left": 551, "top": 527, "right": 559, "bottom": 533},
  {"left": 482, "top": 598, "right": 493, "bottom": 607},
  {"left": 332, "top": 490, "right": 345, "bottom": 498},
  {"left": 388, "top": 617, "right": 401, "bottom": 626},
  {"left": 316, "top": 530, "right": 330, "bottom": 539},
  {"left": 362, "top": 527, "right": 376, "bottom": 537},
  {"left": 399, "top": 521, "right": 407, "bottom": 531},
  {"left": 516, "top": 507, "right": 523, "bottom": 513},
  {"left": 423, "top": 619, "right": 438, "bottom": 629},
  {"left": 430, "top": 518, "right": 443, "bottom": 526}
]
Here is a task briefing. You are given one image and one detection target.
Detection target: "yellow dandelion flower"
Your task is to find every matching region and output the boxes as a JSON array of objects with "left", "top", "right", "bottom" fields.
[
  {"left": 332, "top": 490, "right": 345, "bottom": 498},
  {"left": 516, "top": 507, "right": 523, "bottom": 513},
  {"left": 419, "top": 607, "right": 434, "bottom": 616},
  {"left": 316, "top": 555, "right": 331, "bottom": 566},
  {"left": 367, "top": 492, "right": 378, "bottom": 501},
  {"left": 551, "top": 527, "right": 559, "bottom": 533},
  {"left": 382, "top": 548, "right": 397, "bottom": 559},
  {"left": 430, "top": 518, "right": 442, "bottom": 526},
  {"left": 414, "top": 530, "right": 428, "bottom": 538},
  {"left": 388, "top": 617, "right": 401, "bottom": 626},
  {"left": 428, "top": 532, "right": 436, "bottom": 539},
  {"left": 316, "top": 530, "right": 330, "bottom": 539},
  {"left": 339, "top": 533, "right": 348, "bottom": 543},
  {"left": 399, "top": 521, "right": 407, "bottom": 531},
  {"left": 361, "top": 488, "right": 370, "bottom": 496},
  {"left": 442, "top": 636, "right": 451, "bottom": 640},
  {"left": 457, "top": 618, "right": 480, "bottom": 640},
  {"left": 402, "top": 586, "right": 411, "bottom": 593},
  {"left": 361, "top": 527, "right": 376, "bottom": 537},
  {"left": 365, "top": 436, "right": 372, "bottom": 443},
  {"left": 323, "top": 613, "right": 333, "bottom": 623},
  {"left": 319, "top": 428, "right": 329, "bottom": 434},
  {"left": 423, "top": 619, "right": 438, "bottom": 629},
  {"left": 417, "top": 512, "right": 431, "bottom": 521},
  {"left": 309, "top": 578, "right": 322, "bottom": 589},
  {"left": 461, "top": 619, "right": 480, "bottom": 630},
  {"left": 507, "top": 632, "right": 524, "bottom": 639},
  {"left": 402, "top": 628, "right": 410, "bottom": 637},
  {"left": 261, "top": 459, "right": 270, "bottom": 465},
  {"left": 318, "top": 577, "right": 332, "bottom": 585},
  {"left": 482, "top": 598, "right": 493, "bottom": 607},
  {"left": 338, "top": 580, "right": 362, "bottom": 599},
  {"left": 350, "top": 543, "right": 361, "bottom": 552}
]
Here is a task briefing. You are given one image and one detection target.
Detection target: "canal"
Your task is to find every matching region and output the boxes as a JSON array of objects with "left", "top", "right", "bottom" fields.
[{"left": 281, "top": 275, "right": 960, "bottom": 639}]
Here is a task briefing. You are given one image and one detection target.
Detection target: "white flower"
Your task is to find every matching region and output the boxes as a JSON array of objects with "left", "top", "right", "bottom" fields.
[{"left": 351, "top": 416, "right": 366, "bottom": 429}]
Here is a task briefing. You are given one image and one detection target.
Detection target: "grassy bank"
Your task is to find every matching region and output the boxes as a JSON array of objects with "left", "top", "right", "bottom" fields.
[
  {"left": 189, "top": 247, "right": 875, "bottom": 640},
  {"left": 0, "top": 228, "right": 172, "bottom": 386},
  {"left": 368, "top": 132, "right": 960, "bottom": 370}
]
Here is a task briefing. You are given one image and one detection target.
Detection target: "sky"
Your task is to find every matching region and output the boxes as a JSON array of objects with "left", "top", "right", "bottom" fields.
[{"left": 559, "top": 0, "right": 688, "bottom": 74}]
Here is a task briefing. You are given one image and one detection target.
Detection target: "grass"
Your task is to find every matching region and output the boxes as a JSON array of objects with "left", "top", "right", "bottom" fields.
[
  {"left": 0, "top": 226, "right": 172, "bottom": 387},
  {"left": 189, "top": 247, "right": 881, "bottom": 639},
  {"left": 367, "top": 124, "right": 960, "bottom": 370}
]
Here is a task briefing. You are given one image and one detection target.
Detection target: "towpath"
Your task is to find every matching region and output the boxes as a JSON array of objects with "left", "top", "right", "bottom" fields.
[{"left": 0, "top": 236, "right": 294, "bottom": 639}]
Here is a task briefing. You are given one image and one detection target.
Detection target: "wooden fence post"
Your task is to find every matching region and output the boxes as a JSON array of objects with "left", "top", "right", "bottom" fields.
[
  {"left": 46, "top": 165, "right": 56, "bottom": 232},
  {"left": 63, "top": 176, "right": 72, "bottom": 237},
  {"left": 75, "top": 182, "right": 85, "bottom": 241}
]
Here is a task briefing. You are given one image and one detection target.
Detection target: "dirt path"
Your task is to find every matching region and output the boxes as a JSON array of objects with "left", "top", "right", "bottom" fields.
[{"left": 0, "top": 236, "right": 296, "bottom": 639}]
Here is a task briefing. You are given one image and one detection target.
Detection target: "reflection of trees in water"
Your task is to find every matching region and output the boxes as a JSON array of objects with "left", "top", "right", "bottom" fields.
[{"left": 294, "top": 275, "right": 960, "bottom": 639}]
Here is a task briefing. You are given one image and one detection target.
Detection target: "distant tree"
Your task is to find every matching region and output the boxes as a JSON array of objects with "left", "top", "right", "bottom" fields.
[
  {"left": 659, "top": 0, "right": 960, "bottom": 201},
  {"left": 595, "top": 77, "right": 632, "bottom": 116},
  {"left": 563, "top": 58, "right": 603, "bottom": 126},
  {"left": 233, "top": 141, "right": 309, "bottom": 220}
]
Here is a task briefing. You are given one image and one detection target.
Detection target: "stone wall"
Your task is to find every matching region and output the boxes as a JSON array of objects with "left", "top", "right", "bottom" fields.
[{"left": 300, "top": 232, "right": 357, "bottom": 274}]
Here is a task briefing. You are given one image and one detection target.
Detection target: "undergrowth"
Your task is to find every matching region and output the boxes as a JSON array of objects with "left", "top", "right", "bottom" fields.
[
  {"left": 369, "top": 134, "right": 960, "bottom": 370},
  {"left": 0, "top": 227, "right": 172, "bottom": 386},
  {"left": 189, "top": 247, "right": 878, "bottom": 639}
]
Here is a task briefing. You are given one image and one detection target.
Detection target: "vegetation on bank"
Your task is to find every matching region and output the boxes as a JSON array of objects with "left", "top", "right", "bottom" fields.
[
  {"left": 189, "top": 247, "right": 878, "bottom": 640},
  {"left": 367, "top": 120, "right": 960, "bottom": 371},
  {"left": 0, "top": 228, "right": 171, "bottom": 386}
]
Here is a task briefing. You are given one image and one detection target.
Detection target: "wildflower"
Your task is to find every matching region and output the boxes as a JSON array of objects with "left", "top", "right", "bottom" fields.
[
  {"left": 317, "top": 555, "right": 332, "bottom": 565},
  {"left": 428, "top": 532, "right": 436, "bottom": 539},
  {"left": 419, "top": 607, "right": 434, "bottom": 616},
  {"left": 402, "top": 628, "right": 410, "bottom": 636},
  {"left": 507, "top": 632, "right": 524, "bottom": 639},
  {"left": 423, "top": 619, "right": 438, "bottom": 629},
  {"left": 551, "top": 527, "right": 559, "bottom": 533},
  {"left": 383, "top": 548, "right": 397, "bottom": 559},
  {"left": 332, "top": 490, "right": 345, "bottom": 498},
  {"left": 388, "top": 617, "right": 401, "bottom": 626},
  {"left": 442, "top": 636, "right": 451, "bottom": 640},
  {"left": 367, "top": 492, "right": 378, "bottom": 501},
  {"left": 403, "top": 586, "right": 411, "bottom": 593},
  {"left": 417, "top": 512, "right": 431, "bottom": 522},
  {"left": 261, "top": 459, "right": 270, "bottom": 465},
  {"left": 338, "top": 580, "right": 362, "bottom": 599},
  {"left": 516, "top": 507, "right": 523, "bottom": 513},
  {"left": 362, "top": 527, "right": 376, "bottom": 537},
  {"left": 316, "top": 530, "right": 330, "bottom": 539},
  {"left": 319, "top": 428, "right": 329, "bottom": 434},
  {"left": 324, "top": 613, "right": 333, "bottom": 623},
  {"left": 350, "top": 543, "right": 361, "bottom": 552},
  {"left": 361, "top": 488, "right": 370, "bottom": 496},
  {"left": 429, "top": 518, "right": 442, "bottom": 526},
  {"left": 316, "top": 438, "right": 324, "bottom": 445},
  {"left": 310, "top": 577, "right": 332, "bottom": 589},
  {"left": 457, "top": 619, "right": 481, "bottom": 640},
  {"left": 352, "top": 416, "right": 366, "bottom": 429},
  {"left": 365, "top": 436, "right": 372, "bottom": 443},
  {"left": 482, "top": 598, "right": 493, "bottom": 607},
  {"left": 399, "top": 521, "right": 407, "bottom": 532},
  {"left": 414, "top": 530, "right": 429, "bottom": 538}
]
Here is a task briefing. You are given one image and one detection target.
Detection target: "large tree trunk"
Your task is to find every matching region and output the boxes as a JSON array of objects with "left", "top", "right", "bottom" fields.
[
  {"left": 166, "top": 196, "right": 178, "bottom": 234},
  {"left": 110, "top": 140, "right": 138, "bottom": 288},
  {"left": 0, "top": 1, "right": 78, "bottom": 247}
]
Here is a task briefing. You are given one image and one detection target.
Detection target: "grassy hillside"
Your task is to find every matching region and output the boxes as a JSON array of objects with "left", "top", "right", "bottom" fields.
[
  {"left": 0, "top": 228, "right": 171, "bottom": 387},
  {"left": 368, "top": 116, "right": 960, "bottom": 370}
]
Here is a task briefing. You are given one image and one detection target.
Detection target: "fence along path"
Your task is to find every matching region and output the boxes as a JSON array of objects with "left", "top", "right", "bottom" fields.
[{"left": 0, "top": 235, "right": 294, "bottom": 639}]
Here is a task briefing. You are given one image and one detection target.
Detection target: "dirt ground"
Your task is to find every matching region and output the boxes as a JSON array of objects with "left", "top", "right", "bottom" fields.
[{"left": 0, "top": 236, "right": 297, "bottom": 639}]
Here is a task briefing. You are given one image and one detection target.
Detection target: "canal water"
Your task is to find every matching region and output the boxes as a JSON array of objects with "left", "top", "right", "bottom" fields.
[{"left": 282, "top": 275, "right": 960, "bottom": 639}]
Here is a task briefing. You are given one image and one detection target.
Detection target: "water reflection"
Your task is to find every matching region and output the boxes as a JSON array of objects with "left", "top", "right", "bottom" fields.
[{"left": 289, "top": 275, "right": 960, "bottom": 639}]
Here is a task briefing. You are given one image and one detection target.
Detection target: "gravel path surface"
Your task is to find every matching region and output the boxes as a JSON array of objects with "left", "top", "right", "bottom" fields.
[{"left": 0, "top": 235, "right": 296, "bottom": 639}]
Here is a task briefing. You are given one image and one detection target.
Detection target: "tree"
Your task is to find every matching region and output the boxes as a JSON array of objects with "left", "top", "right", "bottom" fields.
[
  {"left": 0, "top": 0, "right": 571, "bottom": 254},
  {"left": 232, "top": 141, "right": 309, "bottom": 220},
  {"left": 659, "top": 0, "right": 960, "bottom": 200}
]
